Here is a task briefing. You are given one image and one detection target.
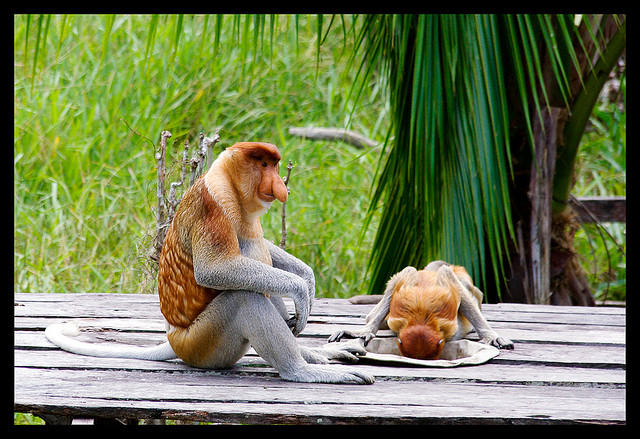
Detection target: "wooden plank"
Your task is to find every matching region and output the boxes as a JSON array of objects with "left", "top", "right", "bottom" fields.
[
  {"left": 15, "top": 316, "right": 167, "bottom": 332},
  {"left": 15, "top": 292, "right": 628, "bottom": 319},
  {"left": 321, "top": 297, "right": 627, "bottom": 317},
  {"left": 16, "top": 299, "right": 626, "bottom": 327},
  {"left": 15, "top": 332, "right": 626, "bottom": 376},
  {"left": 16, "top": 333, "right": 626, "bottom": 370},
  {"left": 570, "top": 196, "right": 626, "bottom": 223},
  {"left": 13, "top": 293, "right": 626, "bottom": 424},
  {"left": 296, "top": 323, "right": 626, "bottom": 345},
  {"left": 14, "top": 295, "right": 627, "bottom": 334},
  {"left": 14, "top": 329, "right": 626, "bottom": 368},
  {"left": 14, "top": 349, "right": 625, "bottom": 388},
  {"left": 15, "top": 293, "right": 627, "bottom": 318},
  {"left": 15, "top": 368, "right": 625, "bottom": 424},
  {"left": 14, "top": 317, "right": 626, "bottom": 348},
  {"left": 16, "top": 393, "right": 625, "bottom": 425},
  {"left": 15, "top": 318, "right": 627, "bottom": 349},
  {"left": 14, "top": 312, "right": 626, "bottom": 337}
]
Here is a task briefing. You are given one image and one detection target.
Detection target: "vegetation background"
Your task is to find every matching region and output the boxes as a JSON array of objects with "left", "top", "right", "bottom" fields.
[{"left": 14, "top": 15, "right": 625, "bottom": 301}]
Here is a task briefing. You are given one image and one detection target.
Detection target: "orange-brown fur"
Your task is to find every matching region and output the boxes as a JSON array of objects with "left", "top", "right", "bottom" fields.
[
  {"left": 157, "top": 142, "right": 286, "bottom": 366},
  {"left": 328, "top": 261, "right": 512, "bottom": 360},
  {"left": 388, "top": 266, "right": 475, "bottom": 360},
  {"left": 158, "top": 177, "right": 235, "bottom": 329}
]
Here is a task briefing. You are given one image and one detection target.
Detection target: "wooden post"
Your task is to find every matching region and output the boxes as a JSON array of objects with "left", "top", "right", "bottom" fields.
[{"left": 525, "top": 107, "right": 566, "bottom": 304}]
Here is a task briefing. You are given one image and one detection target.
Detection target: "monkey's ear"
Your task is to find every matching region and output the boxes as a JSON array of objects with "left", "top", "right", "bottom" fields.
[{"left": 387, "top": 316, "right": 408, "bottom": 333}]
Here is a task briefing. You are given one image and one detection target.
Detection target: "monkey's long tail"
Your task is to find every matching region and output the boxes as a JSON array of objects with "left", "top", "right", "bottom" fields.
[{"left": 45, "top": 322, "right": 178, "bottom": 361}]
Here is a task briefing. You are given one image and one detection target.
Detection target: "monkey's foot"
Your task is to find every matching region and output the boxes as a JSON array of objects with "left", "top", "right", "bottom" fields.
[
  {"left": 280, "top": 365, "right": 374, "bottom": 385},
  {"left": 301, "top": 344, "right": 367, "bottom": 364}
]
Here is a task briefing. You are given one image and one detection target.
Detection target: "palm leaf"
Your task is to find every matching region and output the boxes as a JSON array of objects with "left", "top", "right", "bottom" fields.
[
  {"left": 355, "top": 15, "right": 517, "bottom": 295},
  {"left": 552, "top": 15, "right": 626, "bottom": 212},
  {"left": 358, "top": 14, "right": 623, "bottom": 299}
]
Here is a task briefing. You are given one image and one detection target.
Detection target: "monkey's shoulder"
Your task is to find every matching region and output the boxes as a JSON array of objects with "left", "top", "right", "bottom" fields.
[
  {"left": 170, "top": 177, "right": 238, "bottom": 252},
  {"left": 238, "top": 237, "right": 272, "bottom": 266}
]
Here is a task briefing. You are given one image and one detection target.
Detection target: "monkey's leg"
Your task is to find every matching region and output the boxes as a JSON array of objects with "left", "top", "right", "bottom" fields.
[
  {"left": 264, "top": 286, "right": 366, "bottom": 363},
  {"left": 424, "top": 260, "right": 450, "bottom": 272},
  {"left": 193, "top": 254, "right": 311, "bottom": 337},
  {"left": 167, "top": 294, "right": 253, "bottom": 370},
  {"left": 437, "top": 266, "right": 514, "bottom": 350},
  {"left": 269, "top": 295, "right": 296, "bottom": 329},
  {"left": 229, "top": 291, "right": 373, "bottom": 384}
]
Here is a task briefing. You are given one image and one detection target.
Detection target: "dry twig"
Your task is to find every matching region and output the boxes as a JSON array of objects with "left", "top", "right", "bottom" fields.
[
  {"left": 149, "top": 130, "right": 220, "bottom": 263},
  {"left": 280, "top": 160, "right": 294, "bottom": 249},
  {"left": 151, "top": 131, "right": 172, "bottom": 262}
]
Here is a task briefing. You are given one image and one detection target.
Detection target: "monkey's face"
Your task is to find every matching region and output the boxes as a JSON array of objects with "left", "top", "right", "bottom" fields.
[
  {"left": 397, "top": 324, "right": 444, "bottom": 360},
  {"left": 255, "top": 158, "right": 288, "bottom": 206},
  {"left": 226, "top": 142, "right": 288, "bottom": 214}
]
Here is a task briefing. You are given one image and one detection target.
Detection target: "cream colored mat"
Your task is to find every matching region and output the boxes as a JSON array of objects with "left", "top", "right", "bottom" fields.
[{"left": 326, "top": 337, "right": 499, "bottom": 368}]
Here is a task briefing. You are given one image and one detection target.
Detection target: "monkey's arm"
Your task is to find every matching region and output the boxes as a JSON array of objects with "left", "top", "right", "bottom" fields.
[
  {"left": 267, "top": 240, "right": 315, "bottom": 310},
  {"left": 328, "top": 266, "right": 419, "bottom": 344},
  {"left": 439, "top": 266, "right": 514, "bottom": 350},
  {"left": 192, "top": 250, "right": 311, "bottom": 336}
]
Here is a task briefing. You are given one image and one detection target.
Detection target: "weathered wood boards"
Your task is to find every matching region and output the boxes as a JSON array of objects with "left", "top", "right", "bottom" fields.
[
  {"left": 569, "top": 196, "right": 626, "bottom": 223},
  {"left": 14, "top": 293, "right": 625, "bottom": 424}
]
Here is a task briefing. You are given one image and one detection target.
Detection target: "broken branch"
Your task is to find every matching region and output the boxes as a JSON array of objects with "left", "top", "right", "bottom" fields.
[
  {"left": 280, "top": 159, "right": 294, "bottom": 249},
  {"left": 288, "top": 126, "right": 378, "bottom": 149}
]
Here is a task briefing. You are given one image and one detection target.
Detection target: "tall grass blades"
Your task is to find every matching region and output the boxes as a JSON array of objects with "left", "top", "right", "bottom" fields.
[{"left": 15, "top": 15, "right": 385, "bottom": 296}]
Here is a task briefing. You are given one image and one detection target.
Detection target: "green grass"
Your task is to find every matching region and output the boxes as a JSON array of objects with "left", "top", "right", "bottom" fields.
[
  {"left": 572, "top": 78, "right": 626, "bottom": 302},
  {"left": 14, "top": 14, "right": 624, "bottom": 301},
  {"left": 14, "top": 14, "right": 385, "bottom": 298}
]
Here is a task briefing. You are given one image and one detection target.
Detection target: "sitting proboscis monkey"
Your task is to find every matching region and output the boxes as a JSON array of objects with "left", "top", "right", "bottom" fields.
[
  {"left": 328, "top": 261, "right": 514, "bottom": 360},
  {"left": 46, "top": 141, "right": 373, "bottom": 384}
]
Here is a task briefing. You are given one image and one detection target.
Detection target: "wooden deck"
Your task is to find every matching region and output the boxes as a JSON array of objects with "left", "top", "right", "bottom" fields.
[{"left": 14, "top": 293, "right": 625, "bottom": 425}]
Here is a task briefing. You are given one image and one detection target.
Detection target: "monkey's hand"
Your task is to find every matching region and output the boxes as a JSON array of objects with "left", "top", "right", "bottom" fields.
[
  {"left": 288, "top": 279, "right": 312, "bottom": 336},
  {"left": 285, "top": 316, "right": 297, "bottom": 330},
  {"left": 290, "top": 301, "right": 309, "bottom": 337},
  {"left": 327, "top": 329, "right": 376, "bottom": 346},
  {"left": 267, "top": 240, "right": 315, "bottom": 317},
  {"left": 483, "top": 335, "right": 514, "bottom": 350}
]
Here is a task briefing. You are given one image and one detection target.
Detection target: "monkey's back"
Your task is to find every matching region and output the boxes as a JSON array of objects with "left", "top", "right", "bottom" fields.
[
  {"left": 158, "top": 178, "right": 220, "bottom": 329},
  {"left": 389, "top": 269, "right": 461, "bottom": 340}
]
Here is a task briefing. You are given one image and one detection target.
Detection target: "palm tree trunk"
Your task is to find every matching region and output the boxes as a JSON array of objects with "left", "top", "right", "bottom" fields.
[{"left": 501, "top": 15, "right": 624, "bottom": 305}]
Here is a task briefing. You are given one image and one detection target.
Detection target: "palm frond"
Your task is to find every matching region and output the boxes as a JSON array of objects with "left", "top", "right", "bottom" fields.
[
  {"left": 356, "top": 14, "right": 598, "bottom": 296},
  {"left": 354, "top": 15, "right": 516, "bottom": 295}
]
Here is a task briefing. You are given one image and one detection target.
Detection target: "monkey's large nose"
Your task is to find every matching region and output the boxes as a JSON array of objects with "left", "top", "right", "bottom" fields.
[{"left": 272, "top": 178, "right": 288, "bottom": 203}]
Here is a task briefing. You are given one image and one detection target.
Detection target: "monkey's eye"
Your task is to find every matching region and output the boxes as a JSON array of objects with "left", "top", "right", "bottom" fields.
[{"left": 261, "top": 162, "right": 268, "bottom": 167}]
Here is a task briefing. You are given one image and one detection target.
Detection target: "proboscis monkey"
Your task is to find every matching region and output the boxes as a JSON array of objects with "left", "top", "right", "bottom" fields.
[
  {"left": 328, "top": 261, "right": 514, "bottom": 360},
  {"left": 46, "top": 142, "right": 373, "bottom": 384}
]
